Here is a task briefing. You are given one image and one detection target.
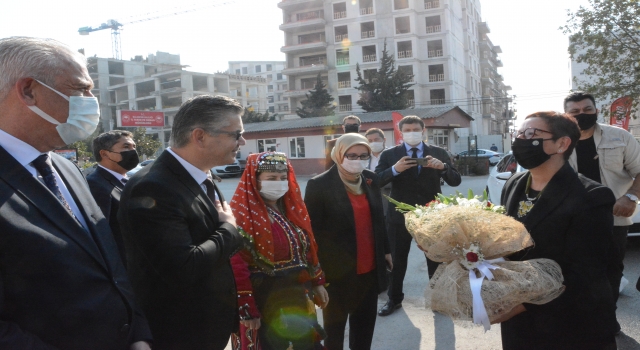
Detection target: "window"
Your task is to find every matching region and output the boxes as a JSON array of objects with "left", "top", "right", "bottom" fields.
[
  {"left": 361, "top": 22, "right": 375, "bottom": 39},
  {"left": 335, "top": 25, "right": 348, "bottom": 43},
  {"left": 338, "top": 95, "right": 352, "bottom": 111},
  {"left": 268, "top": 85, "right": 274, "bottom": 92},
  {"left": 269, "top": 106, "right": 275, "bottom": 113},
  {"left": 338, "top": 72, "right": 351, "bottom": 88},
  {"left": 398, "top": 65, "right": 414, "bottom": 81},
  {"left": 300, "top": 54, "right": 327, "bottom": 66},
  {"left": 333, "top": 2, "right": 346, "bottom": 19},
  {"left": 255, "top": 65, "right": 261, "bottom": 73},
  {"left": 430, "top": 89, "right": 445, "bottom": 105},
  {"left": 362, "top": 45, "right": 376, "bottom": 62},
  {"left": 336, "top": 49, "right": 349, "bottom": 65},
  {"left": 235, "top": 69, "right": 240, "bottom": 75},
  {"left": 266, "top": 64, "right": 272, "bottom": 71},
  {"left": 323, "top": 135, "right": 340, "bottom": 145},
  {"left": 363, "top": 69, "right": 377, "bottom": 83},
  {"left": 427, "top": 40, "right": 444, "bottom": 58},
  {"left": 405, "top": 90, "right": 415, "bottom": 107},
  {"left": 277, "top": 73, "right": 283, "bottom": 80},
  {"left": 394, "top": 0, "right": 409, "bottom": 10},
  {"left": 289, "top": 137, "right": 305, "bottom": 158},
  {"left": 428, "top": 129, "right": 449, "bottom": 148},
  {"left": 428, "top": 64, "right": 445, "bottom": 82},
  {"left": 359, "top": 0, "right": 373, "bottom": 15},
  {"left": 258, "top": 139, "right": 277, "bottom": 152},
  {"left": 268, "top": 96, "right": 274, "bottom": 103},
  {"left": 424, "top": 0, "right": 440, "bottom": 9},
  {"left": 298, "top": 32, "right": 325, "bottom": 44},
  {"left": 425, "top": 16, "right": 441, "bottom": 33},
  {"left": 395, "top": 16, "right": 411, "bottom": 34},
  {"left": 397, "top": 41, "right": 412, "bottom": 58},
  {"left": 242, "top": 67, "right": 248, "bottom": 74}
]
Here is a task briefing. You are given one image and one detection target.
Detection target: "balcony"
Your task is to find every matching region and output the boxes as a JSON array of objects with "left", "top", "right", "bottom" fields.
[
  {"left": 278, "top": 0, "right": 323, "bottom": 10},
  {"left": 426, "top": 25, "right": 441, "bottom": 33},
  {"left": 339, "top": 104, "right": 352, "bottom": 111},
  {"left": 429, "top": 74, "right": 445, "bottom": 82},
  {"left": 424, "top": 0, "right": 440, "bottom": 9},
  {"left": 408, "top": 99, "right": 415, "bottom": 107},
  {"left": 336, "top": 57, "right": 350, "bottom": 65},
  {"left": 334, "top": 11, "right": 347, "bottom": 20},
  {"left": 282, "top": 64, "right": 328, "bottom": 76},
  {"left": 280, "top": 17, "right": 325, "bottom": 32},
  {"left": 281, "top": 41, "right": 328, "bottom": 54},
  {"left": 360, "top": 7, "right": 374, "bottom": 15},
  {"left": 338, "top": 81, "right": 351, "bottom": 88},
  {"left": 363, "top": 54, "right": 377, "bottom": 62},
  {"left": 428, "top": 49, "right": 443, "bottom": 58},
  {"left": 361, "top": 30, "right": 375, "bottom": 39},
  {"left": 398, "top": 50, "right": 412, "bottom": 59},
  {"left": 283, "top": 89, "right": 309, "bottom": 98},
  {"left": 150, "top": 87, "right": 186, "bottom": 96},
  {"left": 335, "top": 34, "right": 348, "bottom": 42},
  {"left": 429, "top": 99, "right": 445, "bottom": 105}
]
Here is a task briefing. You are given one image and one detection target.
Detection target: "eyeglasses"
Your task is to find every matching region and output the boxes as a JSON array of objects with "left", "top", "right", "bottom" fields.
[
  {"left": 516, "top": 128, "right": 554, "bottom": 140},
  {"left": 209, "top": 130, "right": 244, "bottom": 140},
  {"left": 344, "top": 153, "right": 371, "bottom": 160}
]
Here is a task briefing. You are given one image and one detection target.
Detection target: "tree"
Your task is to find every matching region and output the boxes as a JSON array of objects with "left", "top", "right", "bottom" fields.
[
  {"left": 132, "top": 127, "right": 162, "bottom": 159},
  {"left": 242, "top": 107, "right": 276, "bottom": 123},
  {"left": 354, "top": 40, "right": 414, "bottom": 112},
  {"left": 562, "top": 0, "right": 640, "bottom": 114},
  {"left": 296, "top": 73, "right": 336, "bottom": 118}
]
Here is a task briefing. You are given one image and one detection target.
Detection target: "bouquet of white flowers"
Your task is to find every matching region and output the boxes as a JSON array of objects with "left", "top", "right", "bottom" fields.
[{"left": 387, "top": 191, "right": 565, "bottom": 330}]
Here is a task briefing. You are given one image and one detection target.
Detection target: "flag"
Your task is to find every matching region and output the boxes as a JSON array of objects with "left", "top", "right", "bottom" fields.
[
  {"left": 392, "top": 112, "right": 404, "bottom": 145},
  {"left": 610, "top": 96, "right": 633, "bottom": 131}
]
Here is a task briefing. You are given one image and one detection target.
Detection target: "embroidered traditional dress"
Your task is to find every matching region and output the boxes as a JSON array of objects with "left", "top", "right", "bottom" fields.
[{"left": 230, "top": 152, "right": 325, "bottom": 350}]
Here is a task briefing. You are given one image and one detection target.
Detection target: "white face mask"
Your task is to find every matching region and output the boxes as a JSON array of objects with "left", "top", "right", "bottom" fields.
[
  {"left": 369, "top": 142, "right": 384, "bottom": 153},
  {"left": 28, "top": 80, "right": 100, "bottom": 144},
  {"left": 341, "top": 159, "right": 368, "bottom": 174},
  {"left": 402, "top": 131, "right": 424, "bottom": 146},
  {"left": 259, "top": 180, "right": 289, "bottom": 201}
]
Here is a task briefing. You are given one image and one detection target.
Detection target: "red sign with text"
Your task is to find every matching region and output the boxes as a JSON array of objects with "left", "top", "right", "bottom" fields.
[
  {"left": 392, "top": 112, "right": 404, "bottom": 145},
  {"left": 118, "top": 110, "right": 165, "bottom": 127},
  {"left": 609, "top": 96, "right": 632, "bottom": 131}
]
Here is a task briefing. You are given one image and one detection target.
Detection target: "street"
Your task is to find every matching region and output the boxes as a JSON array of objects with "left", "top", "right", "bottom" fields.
[{"left": 220, "top": 174, "right": 640, "bottom": 349}]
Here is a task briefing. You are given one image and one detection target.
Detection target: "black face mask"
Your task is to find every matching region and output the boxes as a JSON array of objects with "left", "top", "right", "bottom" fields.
[
  {"left": 109, "top": 149, "right": 139, "bottom": 171},
  {"left": 573, "top": 113, "right": 598, "bottom": 130},
  {"left": 511, "top": 138, "right": 552, "bottom": 170},
  {"left": 344, "top": 124, "right": 360, "bottom": 133}
]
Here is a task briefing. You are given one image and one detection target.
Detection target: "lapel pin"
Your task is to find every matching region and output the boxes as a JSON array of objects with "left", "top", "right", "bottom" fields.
[{"left": 532, "top": 140, "right": 539, "bottom": 146}]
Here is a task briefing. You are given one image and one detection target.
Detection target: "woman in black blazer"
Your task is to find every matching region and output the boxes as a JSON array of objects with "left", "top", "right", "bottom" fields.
[
  {"left": 305, "top": 133, "right": 392, "bottom": 350},
  {"left": 499, "top": 111, "right": 618, "bottom": 350}
]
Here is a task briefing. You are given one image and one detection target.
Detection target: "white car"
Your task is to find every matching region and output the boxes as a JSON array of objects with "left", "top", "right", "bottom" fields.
[
  {"left": 456, "top": 149, "right": 504, "bottom": 166},
  {"left": 486, "top": 152, "right": 640, "bottom": 237},
  {"left": 211, "top": 159, "right": 242, "bottom": 178}
]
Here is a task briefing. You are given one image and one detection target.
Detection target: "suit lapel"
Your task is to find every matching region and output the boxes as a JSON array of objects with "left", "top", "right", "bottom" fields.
[
  {"left": 521, "top": 165, "right": 574, "bottom": 232},
  {"left": 328, "top": 167, "right": 356, "bottom": 231},
  {"left": 97, "top": 167, "right": 123, "bottom": 202}
]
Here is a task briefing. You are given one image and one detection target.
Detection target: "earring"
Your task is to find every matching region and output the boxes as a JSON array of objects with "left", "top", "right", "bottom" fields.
[{"left": 558, "top": 149, "right": 563, "bottom": 154}]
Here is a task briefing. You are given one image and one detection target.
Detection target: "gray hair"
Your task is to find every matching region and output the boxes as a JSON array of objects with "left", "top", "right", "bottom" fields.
[
  {"left": 170, "top": 95, "right": 244, "bottom": 148},
  {"left": 92, "top": 130, "right": 134, "bottom": 162},
  {"left": 0, "top": 37, "right": 86, "bottom": 102}
]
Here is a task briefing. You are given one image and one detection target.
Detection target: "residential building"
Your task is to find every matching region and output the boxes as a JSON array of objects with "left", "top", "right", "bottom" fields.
[
  {"left": 228, "top": 61, "right": 288, "bottom": 116},
  {"left": 88, "top": 52, "right": 267, "bottom": 150},
  {"left": 277, "top": 0, "right": 509, "bottom": 139}
]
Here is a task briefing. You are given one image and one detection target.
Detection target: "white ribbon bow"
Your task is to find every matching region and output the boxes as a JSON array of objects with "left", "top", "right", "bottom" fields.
[{"left": 468, "top": 257, "right": 505, "bottom": 331}]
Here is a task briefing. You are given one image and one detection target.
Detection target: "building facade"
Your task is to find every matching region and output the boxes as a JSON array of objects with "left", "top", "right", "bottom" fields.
[{"left": 228, "top": 61, "right": 289, "bottom": 116}]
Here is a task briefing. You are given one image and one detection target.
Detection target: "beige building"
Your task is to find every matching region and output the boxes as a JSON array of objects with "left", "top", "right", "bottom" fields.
[{"left": 228, "top": 61, "right": 289, "bottom": 116}]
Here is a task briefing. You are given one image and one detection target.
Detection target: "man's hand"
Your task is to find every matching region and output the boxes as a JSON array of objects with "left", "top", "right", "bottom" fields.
[
  {"left": 215, "top": 200, "right": 237, "bottom": 227},
  {"left": 393, "top": 156, "right": 417, "bottom": 173},
  {"left": 385, "top": 253, "right": 393, "bottom": 271},
  {"left": 613, "top": 196, "right": 637, "bottom": 217},
  {"left": 312, "top": 285, "right": 329, "bottom": 309},
  {"left": 240, "top": 318, "right": 261, "bottom": 330},
  {"left": 424, "top": 156, "right": 445, "bottom": 170},
  {"left": 130, "top": 341, "right": 152, "bottom": 350},
  {"left": 491, "top": 304, "right": 526, "bottom": 324}
]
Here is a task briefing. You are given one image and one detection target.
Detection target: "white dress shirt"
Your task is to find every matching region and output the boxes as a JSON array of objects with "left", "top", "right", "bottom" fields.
[
  {"left": 392, "top": 142, "right": 425, "bottom": 176},
  {"left": 166, "top": 148, "right": 219, "bottom": 200},
  {"left": 98, "top": 165, "right": 128, "bottom": 185}
]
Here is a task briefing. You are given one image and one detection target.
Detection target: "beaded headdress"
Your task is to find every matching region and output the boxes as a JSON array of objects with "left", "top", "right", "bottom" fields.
[{"left": 257, "top": 152, "right": 288, "bottom": 172}]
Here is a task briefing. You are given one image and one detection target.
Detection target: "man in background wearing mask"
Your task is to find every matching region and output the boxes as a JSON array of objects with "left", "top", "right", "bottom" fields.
[
  {"left": 0, "top": 37, "right": 151, "bottom": 349},
  {"left": 366, "top": 127, "right": 392, "bottom": 215},
  {"left": 87, "top": 130, "right": 138, "bottom": 266},
  {"left": 375, "top": 115, "right": 461, "bottom": 316},
  {"left": 325, "top": 115, "right": 362, "bottom": 170},
  {"left": 564, "top": 91, "right": 640, "bottom": 330}
]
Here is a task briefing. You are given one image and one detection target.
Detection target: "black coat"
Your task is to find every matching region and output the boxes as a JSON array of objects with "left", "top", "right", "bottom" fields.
[
  {"left": 0, "top": 147, "right": 151, "bottom": 349},
  {"left": 87, "top": 166, "right": 127, "bottom": 266},
  {"left": 304, "top": 166, "right": 390, "bottom": 292},
  {"left": 375, "top": 142, "right": 461, "bottom": 224},
  {"left": 500, "top": 163, "right": 618, "bottom": 349},
  {"left": 118, "top": 150, "right": 243, "bottom": 350}
]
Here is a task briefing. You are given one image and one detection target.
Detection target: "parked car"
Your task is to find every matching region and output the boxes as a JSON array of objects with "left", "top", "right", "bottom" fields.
[
  {"left": 485, "top": 152, "right": 640, "bottom": 236},
  {"left": 211, "top": 159, "right": 242, "bottom": 178},
  {"left": 456, "top": 149, "right": 503, "bottom": 165}
]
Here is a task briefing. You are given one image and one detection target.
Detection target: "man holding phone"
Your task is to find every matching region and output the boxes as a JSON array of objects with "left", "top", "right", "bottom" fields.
[{"left": 375, "top": 115, "right": 461, "bottom": 317}]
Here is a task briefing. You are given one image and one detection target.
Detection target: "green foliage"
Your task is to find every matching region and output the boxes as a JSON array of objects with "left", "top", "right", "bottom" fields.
[
  {"left": 296, "top": 73, "right": 336, "bottom": 118},
  {"left": 65, "top": 123, "right": 104, "bottom": 161},
  {"left": 354, "top": 40, "right": 414, "bottom": 112},
  {"left": 132, "top": 127, "right": 162, "bottom": 158},
  {"left": 242, "top": 107, "right": 275, "bottom": 123},
  {"left": 562, "top": 0, "right": 640, "bottom": 114}
]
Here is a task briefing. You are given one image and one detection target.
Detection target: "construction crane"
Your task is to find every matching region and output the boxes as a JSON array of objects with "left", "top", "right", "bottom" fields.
[{"left": 78, "top": 1, "right": 235, "bottom": 60}]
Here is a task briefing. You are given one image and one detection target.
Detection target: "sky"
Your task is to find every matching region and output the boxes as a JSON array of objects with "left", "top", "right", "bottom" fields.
[{"left": 0, "top": 0, "right": 591, "bottom": 125}]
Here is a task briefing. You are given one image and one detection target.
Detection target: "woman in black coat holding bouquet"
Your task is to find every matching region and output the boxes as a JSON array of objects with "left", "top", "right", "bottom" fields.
[
  {"left": 305, "top": 133, "right": 392, "bottom": 350},
  {"left": 499, "top": 111, "right": 618, "bottom": 349}
]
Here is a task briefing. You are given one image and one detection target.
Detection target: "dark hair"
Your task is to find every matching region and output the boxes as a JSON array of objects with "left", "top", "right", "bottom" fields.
[
  {"left": 170, "top": 95, "right": 244, "bottom": 148},
  {"left": 364, "top": 128, "right": 385, "bottom": 139},
  {"left": 524, "top": 111, "right": 579, "bottom": 160},
  {"left": 399, "top": 115, "right": 424, "bottom": 130},
  {"left": 92, "top": 130, "right": 133, "bottom": 162},
  {"left": 563, "top": 91, "right": 596, "bottom": 111},
  {"left": 342, "top": 115, "right": 361, "bottom": 125}
]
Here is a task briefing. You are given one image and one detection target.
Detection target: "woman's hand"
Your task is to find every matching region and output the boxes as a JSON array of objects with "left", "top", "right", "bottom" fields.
[
  {"left": 312, "top": 285, "right": 329, "bottom": 309},
  {"left": 385, "top": 253, "right": 393, "bottom": 271},
  {"left": 240, "top": 318, "right": 261, "bottom": 330},
  {"left": 491, "top": 304, "right": 526, "bottom": 324}
]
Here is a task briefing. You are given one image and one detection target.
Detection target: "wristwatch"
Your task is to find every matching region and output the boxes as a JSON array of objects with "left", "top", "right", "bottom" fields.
[
  {"left": 440, "top": 163, "right": 449, "bottom": 174},
  {"left": 625, "top": 193, "right": 640, "bottom": 205}
]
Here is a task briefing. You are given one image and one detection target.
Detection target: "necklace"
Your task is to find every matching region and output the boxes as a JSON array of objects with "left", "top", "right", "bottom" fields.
[{"left": 518, "top": 174, "right": 542, "bottom": 218}]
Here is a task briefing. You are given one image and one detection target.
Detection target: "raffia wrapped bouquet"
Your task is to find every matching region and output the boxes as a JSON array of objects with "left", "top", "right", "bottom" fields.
[{"left": 387, "top": 191, "right": 565, "bottom": 330}]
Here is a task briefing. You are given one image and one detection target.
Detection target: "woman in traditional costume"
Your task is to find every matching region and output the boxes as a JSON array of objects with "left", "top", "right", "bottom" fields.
[{"left": 230, "top": 152, "right": 329, "bottom": 350}]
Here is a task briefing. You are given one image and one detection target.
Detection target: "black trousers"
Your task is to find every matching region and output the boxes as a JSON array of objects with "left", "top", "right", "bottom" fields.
[
  {"left": 609, "top": 225, "right": 628, "bottom": 304},
  {"left": 323, "top": 270, "right": 378, "bottom": 350},
  {"left": 387, "top": 223, "right": 439, "bottom": 304}
]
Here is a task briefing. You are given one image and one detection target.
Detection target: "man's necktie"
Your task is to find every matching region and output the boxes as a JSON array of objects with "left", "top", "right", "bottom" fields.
[
  {"left": 411, "top": 147, "right": 419, "bottom": 176},
  {"left": 32, "top": 154, "right": 79, "bottom": 221},
  {"left": 203, "top": 177, "right": 217, "bottom": 202},
  {"left": 121, "top": 178, "right": 128, "bottom": 185}
]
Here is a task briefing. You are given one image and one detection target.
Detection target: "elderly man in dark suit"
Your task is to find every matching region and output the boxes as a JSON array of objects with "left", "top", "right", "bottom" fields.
[
  {"left": 375, "top": 115, "right": 461, "bottom": 317},
  {"left": 0, "top": 37, "right": 151, "bottom": 349},
  {"left": 119, "top": 95, "right": 245, "bottom": 349},
  {"left": 87, "top": 130, "right": 138, "bottom": 266}
]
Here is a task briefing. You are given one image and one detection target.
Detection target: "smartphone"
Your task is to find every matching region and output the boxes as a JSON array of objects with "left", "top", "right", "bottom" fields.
[{"left": 409, "top": 157, "right": 430, "bottom": 166}]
